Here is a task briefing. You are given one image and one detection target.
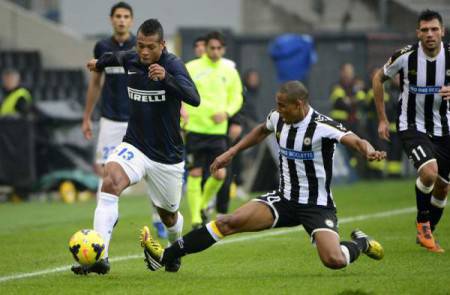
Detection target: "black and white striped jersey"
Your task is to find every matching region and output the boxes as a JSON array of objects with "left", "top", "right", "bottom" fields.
[
  {"left": 383, "top": 42, "right": 450, "bottom": 137},
  {"left": 266, "top": 108, "right": 352, "bottom": 208}
]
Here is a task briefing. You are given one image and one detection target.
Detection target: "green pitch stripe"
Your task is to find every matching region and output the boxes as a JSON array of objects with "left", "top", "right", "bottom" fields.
[{"left": 0, "top": 206, "right": 415, "bottom": 283}]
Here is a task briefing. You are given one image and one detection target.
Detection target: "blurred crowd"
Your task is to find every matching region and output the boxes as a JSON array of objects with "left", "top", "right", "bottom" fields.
[
  {"left": 328, "top": 62, "right": 403, "bottom": 179},
  {"left": 0, "top": 43, "right": 406, "bottom": 205}
]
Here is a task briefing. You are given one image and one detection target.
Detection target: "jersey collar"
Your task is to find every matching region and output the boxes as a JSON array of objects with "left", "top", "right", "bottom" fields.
[
  {"left": 289, "top": 107, "right": 314, "bottom": 128},
  {"left": 418, "top": 41, "right": 444, "bottom": 62}
]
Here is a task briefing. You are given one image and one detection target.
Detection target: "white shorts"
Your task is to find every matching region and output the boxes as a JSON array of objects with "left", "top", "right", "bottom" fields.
[
  {"left": 106, "top": 142, "right": 184, "bottom": 212},
  {"left": 95, "top": 117, "right": 128, "bottom": 164}
]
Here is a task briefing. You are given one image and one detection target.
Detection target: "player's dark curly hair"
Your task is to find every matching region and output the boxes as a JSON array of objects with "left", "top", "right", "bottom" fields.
[
  {"left": 110, "top": 2, "right": 133, "bottom": 17},
  {"left": 138, "top": 19, "right": 164, "bottom": 41},
  {"left": 417, "top": 9, "right": 443, "bottom": 27},
  {"left": 205, "top": 31, "right": 226, "bottom": 46}
]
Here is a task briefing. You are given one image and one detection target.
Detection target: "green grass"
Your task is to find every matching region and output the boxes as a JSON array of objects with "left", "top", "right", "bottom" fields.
[{"left": 1, "top": 179, "right": 449, "bottom": 294}]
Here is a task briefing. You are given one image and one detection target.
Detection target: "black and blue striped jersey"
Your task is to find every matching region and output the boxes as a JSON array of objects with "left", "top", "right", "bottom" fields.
[
  {"left": 94, "top": 35, "right": 136, "bottom": 122},
  {"left": 96, "top": 49, "right": 200, "bottom": 164}
]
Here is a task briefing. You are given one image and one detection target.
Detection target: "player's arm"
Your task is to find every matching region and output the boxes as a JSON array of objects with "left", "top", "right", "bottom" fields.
[
  {"left": 81, "top": 71, "right": 103, "bottom": 140},
  {"left": 438, "top": 85, "right": 450, "bottom": 100},
  {"left": 151, "top": 60, "right": 200, "bottom": 107},
  {"left": 90, "top": 49, "right": 135, "bottom": 72},
  {"left": 372, "top": 68, "right": 391, "bottom": 141},
  {"left": 210, "top": 123, "right": 271, "bottom": 173},
  {"left": 340, "top": 133, "right": 386, "bottom": 161}
]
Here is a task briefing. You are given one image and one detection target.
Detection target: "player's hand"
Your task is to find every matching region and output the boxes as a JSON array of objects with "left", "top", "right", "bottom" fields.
[
  {"left": 378, "top": 119, "right": 390, "bottom": 141},
  {"left": 439, "top": 85, "right": 450, "bottom": 100},
  {"left": 211, "top": 112, "right": 228, "bottom": 124},
  {"left": 86, "top": 59, "right": 98, "bottom": 72},
  {"left": 82, "top": 117, "right": 93, "bottom": 140},
  {"left": 148, "top": 64, "right": 166, "bottom": 81},
  {"left": 228, "top": 123, "right": 242, "bottom": 141},
  {"left": 366, "top": 150, "right": 387, "bottom": 161},
  {"left": 210, "top": 149, "right": 235, "bottom": 173}
]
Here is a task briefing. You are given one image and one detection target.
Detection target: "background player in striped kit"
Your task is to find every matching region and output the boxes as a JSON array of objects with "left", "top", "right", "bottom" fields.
[
  {"left": 140, "top": 81, "right": 385, "bottom": 272},
  {"left": 372, "top": 9, "right": 450, "bottom": 253}
]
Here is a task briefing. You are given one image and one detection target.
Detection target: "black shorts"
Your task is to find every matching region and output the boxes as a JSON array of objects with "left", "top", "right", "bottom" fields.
[
  {"left": 254, "top": 191, "right": 339, "bottom": 242},
  {"left": 399, "top": 130, "right": 450, "bottom": 182},
  {"left": 185, "top": 132, "right": 228, "bottom": 170}
]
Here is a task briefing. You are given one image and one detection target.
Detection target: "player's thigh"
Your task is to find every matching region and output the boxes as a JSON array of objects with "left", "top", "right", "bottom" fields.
[
  {"left": 399, "top": 130, "right": 435, "bottom": 172},
  {"left": 95, "top": 118, "right": 128, "bottom": 164},
  {"left": 146, "top": 159, "right": 185, "bottom": 212},
  {"left": 217, "top": 201, "right": 274, "bottom": 235},
  {"left": 106, "top": 142, "right": 146, "bottom": 187},
  {"left": 250, "top": 191, "right": 300, "bottom": 229},
  {"left": 102, "top": 161, "right": 130, "bottom": 194}
]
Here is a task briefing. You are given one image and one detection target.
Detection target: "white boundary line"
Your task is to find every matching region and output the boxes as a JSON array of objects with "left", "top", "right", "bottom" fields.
[{"left": 0, "top": 206, "right": 415, "bottom": 283}]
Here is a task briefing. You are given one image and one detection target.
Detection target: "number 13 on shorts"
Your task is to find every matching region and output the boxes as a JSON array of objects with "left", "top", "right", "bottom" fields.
[{"left": 117, "top": 146, "right": 134, "bottom": 161}]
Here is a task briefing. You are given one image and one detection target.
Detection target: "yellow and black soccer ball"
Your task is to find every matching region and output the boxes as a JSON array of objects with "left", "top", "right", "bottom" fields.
[{"left": 69, "top": 229, "right": 105, "bottom": 266}]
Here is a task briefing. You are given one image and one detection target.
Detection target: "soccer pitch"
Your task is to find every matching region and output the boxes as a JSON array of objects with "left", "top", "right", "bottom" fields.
[{"left": 0, "top": 180, "right": 449, "bottom": 294}]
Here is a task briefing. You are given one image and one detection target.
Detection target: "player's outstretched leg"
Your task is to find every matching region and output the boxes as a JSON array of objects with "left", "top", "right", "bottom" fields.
[
  {"left": 351, "top": 229, "right": 384, "bottom": 260},
  {"left": 71, "top": 258, "right": 110, "bottom": 275}
]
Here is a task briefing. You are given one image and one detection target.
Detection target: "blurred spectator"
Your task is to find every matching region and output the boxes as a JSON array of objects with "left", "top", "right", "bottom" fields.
[
  {"left": 241, "top": 69, "right": 261, "bottom": 125},
  {"left": 193, "top": 36, "right": 206, "bottom": 58},
  {"left": 329, "top": 63, "right": 366, "bottom": 175},
  {"left": 0, "top": 69, "right": 32, "bottom": 116},
  {"left": 329, "top": 63, "right": 365, "bottom": 132}
]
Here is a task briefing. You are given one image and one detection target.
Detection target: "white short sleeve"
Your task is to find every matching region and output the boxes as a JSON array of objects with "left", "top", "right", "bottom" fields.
[
  {"left": 316, "top": 116, "right": 352, "bottom": 143},
  {"left": 265, "top": 110, "right": 279, "bottom": 132},
  {"left": 383, "top": 45, "right": 413, "bottom": 79}
]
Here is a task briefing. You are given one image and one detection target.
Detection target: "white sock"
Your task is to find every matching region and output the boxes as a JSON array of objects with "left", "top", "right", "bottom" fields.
[
  {"left": 94, "top": 192, "right": 119, "bottom": 258},
  {"left": 340, "top": 245, "right": 351, "bottom": 266},
  {"left": 167, "top": 212, "right": 184, "bottom": 244}
]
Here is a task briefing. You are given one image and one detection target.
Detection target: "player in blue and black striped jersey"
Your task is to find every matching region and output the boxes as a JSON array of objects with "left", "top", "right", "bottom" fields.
[{"left": 72, "top": 19, "right": 200, "bottom": 275}]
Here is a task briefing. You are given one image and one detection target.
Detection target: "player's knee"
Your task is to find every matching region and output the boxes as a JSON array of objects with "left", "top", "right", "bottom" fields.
[
  {"left": 159, "top": 212, "right": 177, "bottom": 227},
  {"left": 419, "top": 164, "right": 438, "bottom": 186},
  {"left": 212, "top": 168, "right": 226, "bottom": 180},
  {"left": 101, "top": 172, "right": 126, "bottom": 195},
  {"left": 215, "top": 214, "right": 242, "bottom": 235},
  {"left": 321, "top": 254, "right": 347, "bottom": 270}
]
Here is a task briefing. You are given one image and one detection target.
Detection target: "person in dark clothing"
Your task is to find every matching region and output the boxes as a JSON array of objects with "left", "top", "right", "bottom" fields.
[{"left": 71, "top": 18, "right": 200, "bottom": 276}]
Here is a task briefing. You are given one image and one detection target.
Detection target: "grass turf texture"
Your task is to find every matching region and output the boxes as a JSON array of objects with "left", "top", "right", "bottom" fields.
[{"left": 0, "top": 179, "right": 449, "bottom": 294}]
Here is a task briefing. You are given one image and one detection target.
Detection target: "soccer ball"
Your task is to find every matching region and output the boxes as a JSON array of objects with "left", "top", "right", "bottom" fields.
[{"left": 69, "top": 229, "right": 105, "bottom": 266}]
